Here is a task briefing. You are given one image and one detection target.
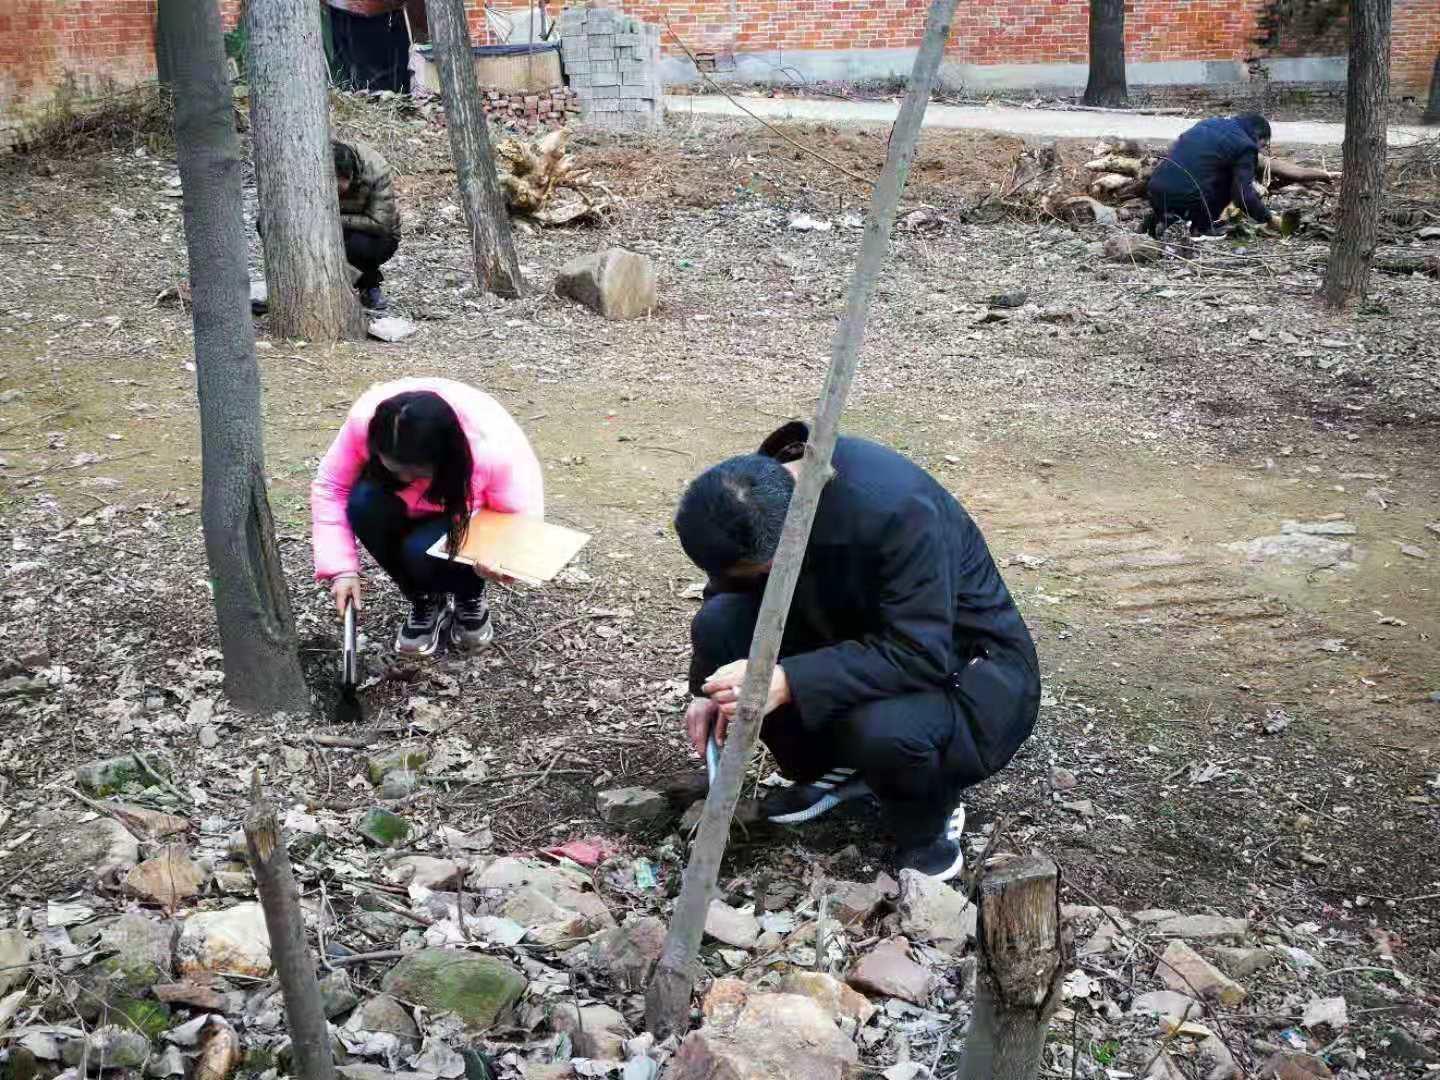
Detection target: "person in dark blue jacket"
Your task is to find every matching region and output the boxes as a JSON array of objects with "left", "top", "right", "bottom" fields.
[
  {"left": 1146, "top": 114, "right": 1275, "bottom": 237},
  {"left": 674, "top": 422, "right": 1041, "bottom": 882}
]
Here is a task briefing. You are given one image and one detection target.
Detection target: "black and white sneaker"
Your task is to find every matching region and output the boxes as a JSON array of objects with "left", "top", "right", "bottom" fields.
[
  {"left": 895, "top": 805, "right": 967, "bottom": 883},
  {"left": 760, "top": 767, "right": 873, "bottom": 825},
  {"left": 450, "top": 593, "right": 494, "bottom": 651},
  {"left": 395, "top": 594, "right": 452, "bottom": 657}
]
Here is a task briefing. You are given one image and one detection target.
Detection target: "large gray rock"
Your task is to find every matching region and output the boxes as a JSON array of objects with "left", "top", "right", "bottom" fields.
[
  {"left": 595, "top": 786, "right": 669, "bottom": 831},
  {"left": 469, "top": 857, "right": 613, "bottom": 926},
  {"left": 1158, "top": 940, "right": 1245, "bottom": 1007},
  {"left": 52, "top": 816, "right": 141, "bottom": 888},
  {"left": 704, "top": 900, "right": 760, "bottom": 950},
  {"left": 669, "top": 990, "right": 858, "bottom": 1080},
  {"left": 1154, "top": 914, "right": 1248, "bottom": 944},
  {"left": 380, "top": 948, "right": 526, "bottom": 1030},
  {"left": 61, "top": 1026, "right": 151, "bottom": 1071},
  {"left": 777, "top": 971, "right": 875, "bottom": 1026},
  {"left": 846, "top": 937, "right": 933, "bottom": 1005},
  {"left": 70, "top": 914, "right": 178, "bottom": 1025},
  {"left": 587, "top": 917, "right": 665, "bottom": 989},
  {"left": 354, "top": 993, "right": 420, "bottom": 1051},
  {"left": 177, "top": 903, "right": 271, "bottom": 978},
  {"left": 555, "top": 248, "right": 658, "bottom": 320},
  {"left": 896, "top": 869, "right": 975, "bottom": 953},
  {"left": 0, "top": 930, "right": 32, "bottom": 995},
  {"left": 1209, "top": 945, "right": 1275, "bottom": 979},
  {"left": 550, "top": 1002, "right": 629, "bottom": 1060}
]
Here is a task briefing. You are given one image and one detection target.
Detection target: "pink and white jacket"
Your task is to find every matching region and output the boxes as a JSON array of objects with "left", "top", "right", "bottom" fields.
[{"left": 310, "top": 377, "right": 545, "bottom": 582}]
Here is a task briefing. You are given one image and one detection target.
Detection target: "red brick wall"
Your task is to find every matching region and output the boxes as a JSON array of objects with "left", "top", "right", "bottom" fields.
[{"left": 2, "top": 0, "right": 1437, "bottom": 127}]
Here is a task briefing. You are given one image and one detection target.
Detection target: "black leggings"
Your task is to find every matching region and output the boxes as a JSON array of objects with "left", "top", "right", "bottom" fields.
[{"left": 347, "top": 479, "right": 482, "bottom": 602}]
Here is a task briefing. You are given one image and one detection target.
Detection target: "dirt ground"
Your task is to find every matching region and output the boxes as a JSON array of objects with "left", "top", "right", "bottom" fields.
[{"left": 2, "top": 97, "right": 1439, "bottom": 1060}]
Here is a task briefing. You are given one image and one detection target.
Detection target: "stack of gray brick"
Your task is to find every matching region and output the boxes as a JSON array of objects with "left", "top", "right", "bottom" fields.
[{"left": 559, "top": 5, "right": 663, "bottom": 131}]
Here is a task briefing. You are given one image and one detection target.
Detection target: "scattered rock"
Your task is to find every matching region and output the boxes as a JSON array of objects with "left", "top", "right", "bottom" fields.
[
  {"left": 355, "top": 993, "right": 420, "bottom": 1051},
  {"left": 555, "top": 248, "right": 658, "bottom": 320},
  {"left": 110, "top": 804, "right": 190, "bottom": 839},
  {"left": 153, "top": 982, "right": 229, "bottom": 1012},
  {"left": 1104, "top": 233, "right": 1163, "bottom": 263},
  {"left": 177, "top": 903, "right": 271, "bottom": 978},
  {"left": 125, "top": 845, "right": 207, "bottom": 908},
  {"left": 0, "top": 930, "right": 32, "bottom": 995},
  {"left": 1154, "top": 914, "right": 1248, "bottom": 943},
  {"left": 1301, "top": 995, "right": 1348, "bottom": 1030},
  {"left": 896, "top": 869, "right": 975, "bottom": 952},
  {"left": 1378, "top": 1028, "right": 1439, "bottom": 1065},
  {"left": 1158, "top": 940, "right": 1245, "bottom": 1007},
  {"left": 1130, "top": 989, "right": 1200, "bottom": 1021},
  {"left": 366, "top": 745, "right": 430, "bottom": 785},
  {"left": 704, "top": 900, "right": 760, "bottom": 949},
  {"left": 847, "top": 937, "right": 932, "bottom": 1005},
  {"left": 1257, "top": 1051, "right": 1333, "bottom": 1079},
  {"left": 390, "top": 856, "right": 463, "bottom": 892},
  {"left": 367, "top": 316, "right": 418, "bottom": 343},
  {"left": 57, "top": 815, "right": 141, "bottom": 887},
  {"left": 669, "top": 991, "right": 858, "bottom": 1080},
  {"left": 469, "top": 857, "right": 613, "bottom": 926},
  {"left": 194, "top": 1016, "right": 240, "bottom": 1080},
  {"left": 76, "top": 754, "right": 161, "bottom": 797},
  {"left": 71, "top": 914, "right": 179, "bottom": 1024},
  {"left": 357, "top": 807, "right": 411, "bottom": 848},
  {"left": 380, "top": 948, "right": 526, "bottom": 1030},
  {"left": 500, "top": 887, "right": 571, "bottom": 928},
  {"left": 701, "top": 977, "right": 751, "bottom": 1027},
  {"left": 1049, "top": 767, "right": 1078, "bottom": 791},
  {"left": 1063, "top": 799, "right": 1095, "bottom": 818},
  {"left": 595, "top": 787, "right": 670, "bottom": 831},
  {"left": 778, "top": 970, "right": 876, "bottom": 1026},
  {"left": 587, "top": 917, "right": 666, "bottom": 989},
  {"left": 987, "top": 289, "right": 1028, "bottom": 309},
  {"left": 1228, "top": 531, "right": 1354, "bottom": 569},
  {"left": 1282, "top": 519, "right": 1357, "bottom": 537},
  {"left": 832, "top": 875, "right": 896, "bottom": 926},
  {"left": 61, "top": 1027, "right": 151, "bottom": 1072},
  {"left": 550, "top": 1002, "right": 629, "bottom": 1060},
  {"left": 1400, "top": 543, "right": 1429, "bottom": 560},
  {"left": 1208, "top": 945, "right": 1274, "bottom": 979},
  {"left": 1132, "top": 909, "right": 1180, "bottom": 924}
]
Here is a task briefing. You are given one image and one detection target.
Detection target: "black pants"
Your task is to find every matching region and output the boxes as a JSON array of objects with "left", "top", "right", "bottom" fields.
[
  {"left": 327, "top": 7, "right": 412, "bottom": 94},
  {"left": 1146, "top": 189, "right": 1217, "bottom": 238},
  {"left": 691, "top": 592, "right": 991, "bottom": 848},
  {"left": 347, "top": 479, "right": 482, "bottom": 602},
  {"left": 346, "top": 230, "right": 400, "bottom": 290}
]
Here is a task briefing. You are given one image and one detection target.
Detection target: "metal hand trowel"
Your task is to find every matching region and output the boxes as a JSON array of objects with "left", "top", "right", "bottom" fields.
[
  {"left": 335, "top": 598, "right": 365, "bottom": 724},
  {"left": 705, "top": 733, "right": 721, "bottom": 788}
]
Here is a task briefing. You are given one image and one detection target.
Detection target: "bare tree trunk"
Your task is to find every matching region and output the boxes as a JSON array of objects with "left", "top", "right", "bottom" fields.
[
  {"left": 161, "top": 0, "right": 311, "bottom": 715},
  {"left": 1322, "top": 0, "right": 1391, "bottom": 311},
  {"left": 1083, "top": 0, "right": 1128, "bottom": 108},
  {"left": 643, "top": 0, "right": 961, "bottom": 1042},
  {"left": 1424, "top": 53, "right": 1440, "bottom": 125},
  {"left": 959, "top": 857, "right": 1064, "bottom": 1080},
  {"left": 425, "top": 0, "right": 525, "bottom": 298},
  {"left": 244, "top": 774, "right": 335, "bottom": 1080},
  {"left": 247, "top": 0, "right": 366, "bottom": 340}
]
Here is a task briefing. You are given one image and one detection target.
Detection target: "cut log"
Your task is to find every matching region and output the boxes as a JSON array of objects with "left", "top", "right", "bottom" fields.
[
  {"left": 1084, "top": 154, "right": 1146, "bottom": 177},
  {"left": 959, "top": 856, "right": 1064, "bottom": 1080},
  {"left": 1262, "top": 154, "right": 1341, "bottom": 190}
]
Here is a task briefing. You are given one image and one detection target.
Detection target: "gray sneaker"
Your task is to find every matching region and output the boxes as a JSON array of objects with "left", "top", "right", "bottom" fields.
[
  {"left": 449, "top": 594, "right": 494, "bottom": 651},
  {"left": 396, "top": 594, "right": 451, "bottom": 657}
]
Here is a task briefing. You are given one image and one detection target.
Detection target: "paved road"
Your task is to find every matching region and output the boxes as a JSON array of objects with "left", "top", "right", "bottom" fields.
[{"left": 663, "top": 93, "right": 1432, "bottom": 148}]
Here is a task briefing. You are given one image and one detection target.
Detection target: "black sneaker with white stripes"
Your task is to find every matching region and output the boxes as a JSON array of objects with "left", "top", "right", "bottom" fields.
[
  {"left": 759, "top": 767, "right": 873, "bottom": 825},
  {"left": 895, "top": 804, "right": 967, "bottom": 882}
]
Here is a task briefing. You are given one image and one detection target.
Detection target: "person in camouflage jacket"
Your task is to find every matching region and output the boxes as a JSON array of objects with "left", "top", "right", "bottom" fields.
[{"left": 334, "top": 139, "right": 401, "bottom": 310}]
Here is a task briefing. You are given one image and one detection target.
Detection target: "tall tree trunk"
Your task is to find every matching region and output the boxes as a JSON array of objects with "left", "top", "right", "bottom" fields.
[
  {"left": 1322, "top": 0, "right": 1391, "bottom": 311},
  {"left": 1083, "top": 0, "right": 1128, "bottom": 108},
  {"left": 160, "top": 0, "right": 311, "bottom": 715},
  {"left": 425, "top": 0, "right": 525, "bottom": 298},
  {"left": 247, "top": 0, "right": 366, "bottom": 340},
  {"left": 1424, "top": 53, "right": 1440, "bottom": 125},
  {"left": 643, "top": 0, "right": 961, "bottom": 1041}
]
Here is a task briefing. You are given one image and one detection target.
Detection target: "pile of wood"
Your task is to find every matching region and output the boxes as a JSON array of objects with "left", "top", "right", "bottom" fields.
[
  {"left": 495, "top": 128, "right": 612, "bottom": 226},
  {"left": 481, "top": 85, "right": 582, "bottom": 133},
  {"left": 1080, "top": 137, "right": 1342, "bottom": 215}
]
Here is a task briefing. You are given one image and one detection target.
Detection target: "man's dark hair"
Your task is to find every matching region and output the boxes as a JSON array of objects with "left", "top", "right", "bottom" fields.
[
  {"left": 1236, "top": 114, "right": 1272, "bottom": 143},
  {"left": 333, "top": 141, "right": 360, "bottom": 182},
  {"left": 675, "top": 454, "right": 795, "bottom": 575}
]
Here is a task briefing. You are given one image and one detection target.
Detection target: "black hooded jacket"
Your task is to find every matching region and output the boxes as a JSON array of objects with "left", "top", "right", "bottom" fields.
[{"left": 1148, "top": 116, "right": 1272, "bottom": 225}]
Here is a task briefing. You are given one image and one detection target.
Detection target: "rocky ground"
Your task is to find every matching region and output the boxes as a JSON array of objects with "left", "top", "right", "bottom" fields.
[{"left": 1, "top": 94, "right": 1438, "bottom": 1080}]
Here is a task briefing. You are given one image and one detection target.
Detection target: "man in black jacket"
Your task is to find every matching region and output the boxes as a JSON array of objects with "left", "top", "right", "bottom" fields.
[
  {"left": 1146, "top": 114, "right": 1274, "bottom": 237},
  {"left": 675, "top": 422, "right": 1041, "bottom": 881}
]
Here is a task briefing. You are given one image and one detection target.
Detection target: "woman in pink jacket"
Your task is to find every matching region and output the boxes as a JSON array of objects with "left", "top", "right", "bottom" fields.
[{"left": 311, "top": 378, "right": 544, "bottom": 656}]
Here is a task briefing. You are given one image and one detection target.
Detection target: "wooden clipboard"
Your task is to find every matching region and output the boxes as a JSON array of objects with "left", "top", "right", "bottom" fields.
[{"left": 426, "top": 510, "right": 590, "bottom": 587}]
